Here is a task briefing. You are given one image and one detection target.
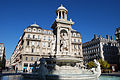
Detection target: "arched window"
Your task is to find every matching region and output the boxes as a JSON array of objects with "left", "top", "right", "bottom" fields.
[
  {"left": 32, "top": 48, "right": 34, "bottom": 53},
  {"left": 31, "top": 57, "right": 33, "bottom": 61},
  {"left": 25, "top": 57, "right": 28, "bottom": 61}
]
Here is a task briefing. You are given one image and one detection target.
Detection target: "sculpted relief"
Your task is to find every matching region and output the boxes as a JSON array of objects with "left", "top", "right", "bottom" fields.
[{"left": 60, "top": 29, "right": 69, "bottom": 52}]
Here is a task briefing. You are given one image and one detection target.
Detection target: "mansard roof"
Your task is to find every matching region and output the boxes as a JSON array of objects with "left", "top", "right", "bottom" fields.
[{"left": 26, "top": 23, "right": 42, "bottom": 29}]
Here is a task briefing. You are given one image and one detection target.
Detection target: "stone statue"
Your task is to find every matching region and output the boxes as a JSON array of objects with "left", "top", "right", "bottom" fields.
[
  {"left": 60, "top": 33, "right": 68, "bottom": 51},
  {"left": 38, "top": 58, "right": 48, "bottom": 80},
  {"left": 91, "top": 59, "right": 101, "bottom": 78}
]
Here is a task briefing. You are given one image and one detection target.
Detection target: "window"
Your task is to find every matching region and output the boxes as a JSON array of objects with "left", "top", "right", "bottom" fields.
[
  {"left": 33, "top": 35, "right": 35, "bottom": 39},
  {"left": 38, "top": 42, "right": 40, "bottom": 46},
  {"left": 48, "top": 43, "right": 50, "bottom": 47},
  {"left": 36, "top": 57, "right": 39, "bottom": 61},
  {"left": 28, "top": 28, "right": 31, "bottom": 32},
  {"left": 74, "top": 39, "right": 76, "bottom": 42},
  {"left": 25, "top": 57, "right": 28, "bottom": 61},
  {"left": 43, "top": 36, "right": 46, "bottom": 40},
  {"left": 31, "top": 57, "right": 33, "bottom": 61},
  {"left": 43, "top": 31, "right": 47, "bottom": 34},
  {"left": 30, "top": 63, "right": 33, "bottom": 67},
  {"left": 38, "top": 35, "right": 40, "bottom": 40},
  {"left": 38, "top": 30, "right": 41, "bottom": 33},
  {"left": 27, "top": 41, "right": 29, "bottom": 45},
  {"left": 32, "top": 41, "right": 34, "bottom": 45},
  {"left": 42, "top": 42, "right": 45, "bottom": 47},
  {"left": 28, "top": 34, "right": 30, "bottom": 38},
  {"left": 48, "top": 31, "right": 51, "bottom": 34},
  {"left": 24, "top": 63, "right": 28, "bottom": 67},
  {"left": 74, "top": 45, "right": 76, "bottom": 49},
  {"left": 32, "top": 48, "right": 34, "bottom": 53},
  {"left": 48, "top": 36, "right": 50, "bottom": 41},
  {"left": 73, "top": 33, "right": 76, "bottom": 37},
  {"left": 78, "top": 45, "right": 80, "bottom": 49},
  {"left": 74, "top": 53, "right": 76, "bottom": 55},
  {"left": 78, "top": 39, "right": 80, "bottom": 43},
  {"left": 77, "top": 34, "right": 80, "bottom": 37}
]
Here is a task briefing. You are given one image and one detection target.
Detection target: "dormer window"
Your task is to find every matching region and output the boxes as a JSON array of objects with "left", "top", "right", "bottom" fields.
[
  {"left": 77, "top": 34, "right": 80, "bottom": 37},
  {"left": 38, "top": 29, "right": 41, "bottom": 33},
  {"left": 33, "top": 28, "right": 36, "bottom": 32},
  {"left": 73, "top": 33, "right": 76, "bottom": 37},
  {"left": 48, "top": 31, "right": 51, "bottom": 34},
  {"left": 28, "top": 28, "right": 31, "bottom": 32}
]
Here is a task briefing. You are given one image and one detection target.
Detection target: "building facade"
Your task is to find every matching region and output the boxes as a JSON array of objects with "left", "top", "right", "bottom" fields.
[
  {"left": 82, "top": 34, "right": 119, "bottom": 65},
  {"left": 0, "top": 43, "right": 6, "bottom": 69},
  {"left": 6, "top": 60, "right": 10, "bottom": 69},
  {"left": 10, "top": 5, "right": 83, "bottom": 72},
  {"left": 115, "top": 27, "right": 120, "bottom": 70}
]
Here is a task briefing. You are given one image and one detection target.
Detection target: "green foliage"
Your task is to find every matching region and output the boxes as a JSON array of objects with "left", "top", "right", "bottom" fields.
[
  {"left": 98, "top": 59, "right": 110, "bottom": 69},
  {"left": 87, "top": 59, "right": 110, "bottom": 69},
  {"left": 87, "top": 61, "right": 96, "bottom": 69}
]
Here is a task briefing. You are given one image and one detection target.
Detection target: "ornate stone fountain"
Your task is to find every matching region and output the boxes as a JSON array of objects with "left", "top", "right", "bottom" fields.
[{"left": 22, "top": 4, "right": 101, "bottom": 80}]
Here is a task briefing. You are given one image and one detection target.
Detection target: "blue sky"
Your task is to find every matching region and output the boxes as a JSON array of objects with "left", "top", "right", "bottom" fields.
[{"left": 0, "top": 0, "right": 120, "bottom": 59}]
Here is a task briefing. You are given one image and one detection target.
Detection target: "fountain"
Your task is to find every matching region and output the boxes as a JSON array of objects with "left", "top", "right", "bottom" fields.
[
  {"left": 22, "top": 56, "right": 101, "bottom": 80},
  {"left": 22, "top": 5, "right": 101, "bottom": 80}
]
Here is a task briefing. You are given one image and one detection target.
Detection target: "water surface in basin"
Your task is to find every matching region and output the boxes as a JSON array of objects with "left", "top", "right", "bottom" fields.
[{"left": 0, "top": 75, "right": 120, "bottom": 80}]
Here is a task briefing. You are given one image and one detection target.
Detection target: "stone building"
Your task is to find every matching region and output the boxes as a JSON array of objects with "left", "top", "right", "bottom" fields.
[
  {"left": 82, "top": 34, "right": 119, "bottom": 65},
  {"left": 115, "top": 27, "right": 120, "bottom": 70},
  {"left": 6, "top": 60, "right": 10, "bottom": 69},
  {"left": 10, "top": 5, "right": 83, "bottom": 72},
  {"left": 0, "top": 43, "right": 6, "bottom": 69}
]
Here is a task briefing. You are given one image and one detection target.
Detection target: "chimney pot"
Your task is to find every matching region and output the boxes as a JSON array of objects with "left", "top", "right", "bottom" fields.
[
  {"left": 94, "top": 34, "right": 97, "bottom": 39},
  {"left": 106, "top": 35, "right": 109, "bottom": 39},
  {"left": 111, "top": 36, "right": 113, "bottom": 40}
]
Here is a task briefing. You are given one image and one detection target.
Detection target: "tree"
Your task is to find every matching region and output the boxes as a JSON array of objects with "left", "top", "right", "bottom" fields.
[
  {"left": 98, "top": 59, "right": 110, "bottom": 69},
  {"left": 87, "top": 61, "right": 96, "bottom": 69},
  {"left": 87, "top": 59, "right": 110, "bottom": 69}
]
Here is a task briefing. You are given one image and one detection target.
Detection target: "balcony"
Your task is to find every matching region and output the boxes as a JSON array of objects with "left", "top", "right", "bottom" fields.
[
  {"left": 72, "top": 41, "right": 82, "bottom": 45},
  {"left": 26, "top": 37, "right": 41, "bottom": 41}
]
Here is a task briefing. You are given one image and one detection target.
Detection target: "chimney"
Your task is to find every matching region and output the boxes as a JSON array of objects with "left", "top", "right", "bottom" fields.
[
  {"left": 99, "top": 35, "right": 101, "bottom": 38},
  {"left": 94, "top": 34, "right": 97, "bottom": 39},
  {"left": 111, "top": 36, "right": 113, "bottom": 40},
  {"left": 106, "top": 35, "right": 109, "bottom": 39}
]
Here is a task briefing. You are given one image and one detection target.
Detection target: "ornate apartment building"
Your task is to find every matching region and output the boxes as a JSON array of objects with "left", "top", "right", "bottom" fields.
[
  {"left": 115, "top": 27, "right": 120, "bottom": 70},
  {"left": 10, "top": 5, "right": 83, "bottom": 72},
  {"left": 82, "top": 34, "right": 119, "bottom": 66}
]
